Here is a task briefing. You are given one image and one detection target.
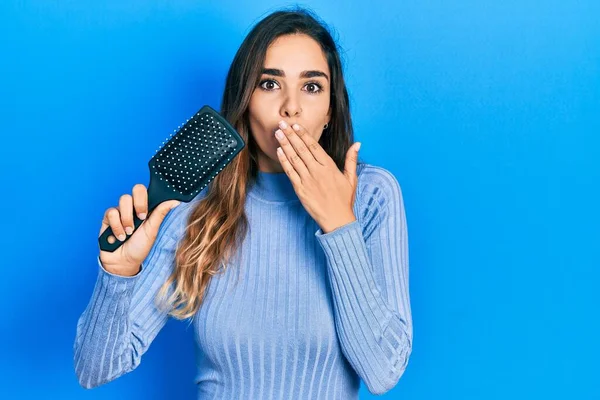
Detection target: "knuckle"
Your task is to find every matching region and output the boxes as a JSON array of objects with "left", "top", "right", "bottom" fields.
[
  {"left": 106, "top": 209, "right": 125, "bottom": 238},
  {"left": 133, "top": 186, "right": 147, "bottom": 202},
  {"left": 107, "top": 207, "right": 119, "bottom": 218},
  {"left": 121, "top": 213, "right": 133, "bottom": 223},
  {"left": 109, "top": 221, "right": 124, "bottom": 234},
  {"left": 134, "top": 191, "right": 145, "bottom": 202}
]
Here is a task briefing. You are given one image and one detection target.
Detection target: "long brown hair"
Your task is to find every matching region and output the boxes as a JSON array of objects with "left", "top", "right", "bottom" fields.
[{"left": 157, "top": 6, "right": 359, "bottom": 320}]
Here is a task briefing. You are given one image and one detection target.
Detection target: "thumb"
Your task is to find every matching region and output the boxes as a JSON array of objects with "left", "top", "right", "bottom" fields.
[
  {"left": 343, "top": 142, "right": 361, "bottom": 183},
  {"left": 145, "top": 200, "right": 181, "bottom": 232}
]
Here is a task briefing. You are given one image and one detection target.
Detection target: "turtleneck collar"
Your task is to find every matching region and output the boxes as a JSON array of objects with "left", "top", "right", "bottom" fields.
[{"left": 248, "top": 170, "right": 299, "bottom": 203}]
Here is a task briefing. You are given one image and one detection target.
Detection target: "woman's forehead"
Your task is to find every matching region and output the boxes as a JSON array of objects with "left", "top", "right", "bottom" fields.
[{"left": 264, "top": 35, "right": 329, "bottom": 75}]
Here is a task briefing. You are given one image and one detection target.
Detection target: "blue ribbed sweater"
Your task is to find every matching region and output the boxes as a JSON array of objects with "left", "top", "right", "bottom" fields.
[{"left": 74, "top": 162, "right": 413, "bottom": 398}]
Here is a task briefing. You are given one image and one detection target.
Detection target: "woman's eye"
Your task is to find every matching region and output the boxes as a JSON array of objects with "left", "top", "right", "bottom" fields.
[
  {"left": 304, "top": 82, "right": 323, "bottom": 94},
  {"left": 259, "top": 79, "right": 279, "bottom": 91}
]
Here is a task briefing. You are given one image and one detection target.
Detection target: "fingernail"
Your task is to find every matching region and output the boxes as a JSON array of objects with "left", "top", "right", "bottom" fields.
[
  {"left": 292, "top": 124, "right": 300, "bottom": 131},
  {"left": 117, "top": 234, "right": 126, "bottom": 241},
  {"left": 356, "top": 142, "right": 361, "bottom": 151},
  {"left": 275, "top": 129, "right": 284, "bottom": 140},
  {"left": 138, "top": 213, "right": 147, "bottom": 220},
  {"left": 125, "top": 226, "right": 133, "bottom": 235},
  {"left": 278, "top": 120, "right": 288, "bottom": 129}
]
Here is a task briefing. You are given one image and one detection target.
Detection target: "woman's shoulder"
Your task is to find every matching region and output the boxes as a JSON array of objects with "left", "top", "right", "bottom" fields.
[
  {"left": 354, "top": 162, "right": 406, "bottom": 238},
  {"left": 356, "top": 162, "right": 404, "bottom": 206}
]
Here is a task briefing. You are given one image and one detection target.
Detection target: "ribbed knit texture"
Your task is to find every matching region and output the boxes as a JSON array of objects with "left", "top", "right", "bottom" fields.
[{"left": 74, "top": 162, "right": 413, "bottom": 398}]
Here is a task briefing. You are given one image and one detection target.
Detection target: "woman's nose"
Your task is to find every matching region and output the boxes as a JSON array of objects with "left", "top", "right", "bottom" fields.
[{"left": 281, "top": 93, "right": 302, "bottom": 117}]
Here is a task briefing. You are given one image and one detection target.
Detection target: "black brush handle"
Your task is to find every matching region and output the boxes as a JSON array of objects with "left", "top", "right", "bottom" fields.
[{"left": 98, "top": 174, "right": 174, "bottom": 252}]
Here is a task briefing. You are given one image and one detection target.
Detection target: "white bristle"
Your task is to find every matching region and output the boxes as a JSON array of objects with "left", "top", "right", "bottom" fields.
[{"left": 151, "top": 110, "right": 237, "bottom": 195}]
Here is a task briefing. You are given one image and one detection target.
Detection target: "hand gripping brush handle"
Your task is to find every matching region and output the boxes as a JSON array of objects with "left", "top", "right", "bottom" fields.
[{"left": 98, "top": 105, "right": 245, "bottom": 252}]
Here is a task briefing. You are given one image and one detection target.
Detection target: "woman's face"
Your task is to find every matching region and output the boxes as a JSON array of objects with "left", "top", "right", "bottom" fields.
[{"left": 248, "top": 34, "right": 331, "bottom": 173}]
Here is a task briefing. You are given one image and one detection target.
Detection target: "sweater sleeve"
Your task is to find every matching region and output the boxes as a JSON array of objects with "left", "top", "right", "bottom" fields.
[
  {"left": 73, "top": 219, "right": 180, "bottom": 389},
  {"left": 314, "top": 166, "right": 413, "bottom": 395}
]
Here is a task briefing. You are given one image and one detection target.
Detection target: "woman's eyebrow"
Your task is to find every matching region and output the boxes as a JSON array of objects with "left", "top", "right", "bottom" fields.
[{"left": 261, "top": 68, "right": 329, "bottom": 81}]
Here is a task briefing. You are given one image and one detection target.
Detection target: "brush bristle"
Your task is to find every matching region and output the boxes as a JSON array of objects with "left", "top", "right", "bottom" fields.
[{"left": 151, "top": 110, "right": 238, "bottom": 196}]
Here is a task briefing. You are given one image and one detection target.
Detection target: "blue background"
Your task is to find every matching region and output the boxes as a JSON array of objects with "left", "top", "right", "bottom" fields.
[{"left": 1, "top": 1, "right": 598, "bottom": 399}]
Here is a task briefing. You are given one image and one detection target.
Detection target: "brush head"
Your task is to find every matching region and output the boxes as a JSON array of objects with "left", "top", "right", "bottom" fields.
[
  {"left": 98, "top": 105, "right": 244, "bottom": 253},
  {"left": 149, "top": 105, "right": 245, "bottom": 200}
]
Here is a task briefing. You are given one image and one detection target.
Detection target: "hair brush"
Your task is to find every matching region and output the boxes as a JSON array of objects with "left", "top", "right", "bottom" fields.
[{"left": 98, "top": 105, "right": 245, "bottom": 252}]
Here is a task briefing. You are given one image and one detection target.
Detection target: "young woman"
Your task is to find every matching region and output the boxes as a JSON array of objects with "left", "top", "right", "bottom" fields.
[{"left": 74, "top": 7, "right": 413, "bottom": 399}]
